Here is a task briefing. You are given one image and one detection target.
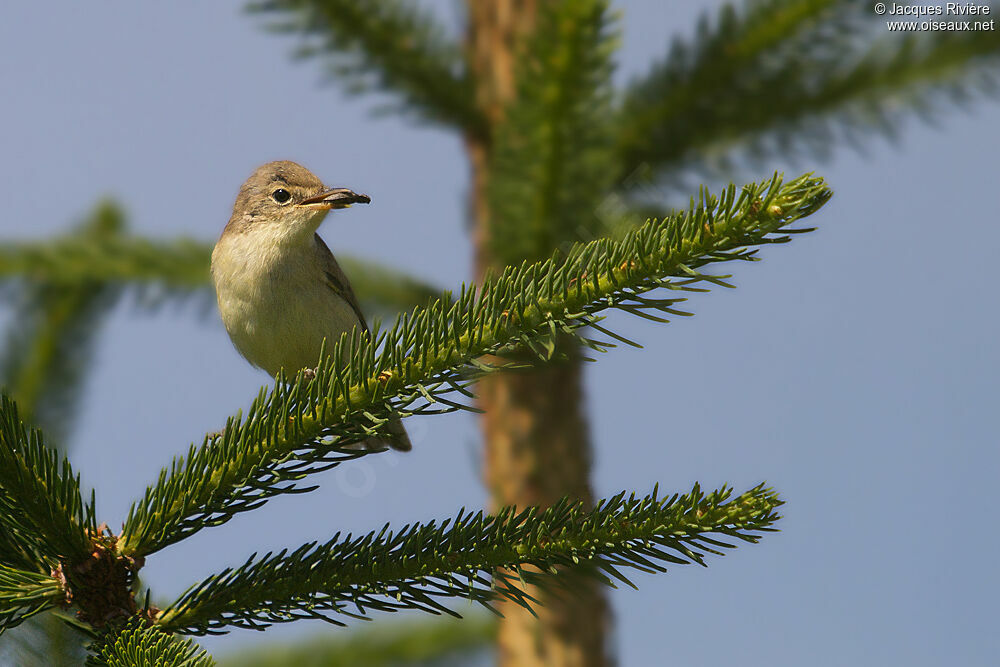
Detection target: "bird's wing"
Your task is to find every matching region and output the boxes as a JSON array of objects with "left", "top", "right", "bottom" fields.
[
  {"left": 314, "top": 233, "right": 412, "bottom": 452},
  {"left": 315, "top": 233, "right": 370, "bottom": 334}
]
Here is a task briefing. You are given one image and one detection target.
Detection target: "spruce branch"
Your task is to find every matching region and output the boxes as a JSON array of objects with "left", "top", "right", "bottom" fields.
[
  {"left": 218, "top": 615, "right": 494, "bottom": 667},
  {"left": 0, "top": 215, "right": 439, "bottom": 318},
  {"left": 119, "top": 173, "right": 830, "bottom": 560},
  {"left": 1, "top": 284, "right": 117, "bottom": 445},
  {"left": 0, "top": 395, "right": 96, "bottom": 571},
  {"left": 248, "top": 0, "right": 484, "bottom": 136},
  {"left": 489, "top": 0, "right": 617, "bottom": 264},
  {"left": 617, "top": 0, "right": 1000, "bottom": 178},
  {"left": 0, "top": 202, "right": 119, "bottom": 667},
  {"left": 158, "top": 483, "right": 782, "bottom": 635},
  {"left": 0, "top": 201, "right": 208, "bottom": 295},
  {"left": 85, "top": 618, "right": 214, "bottom": 667},
  {"left": 0, "top": 564, "right": 64, "bottom": 631},
  {"left": 1, "top": 201, "right": 123, "bottom": 443}
]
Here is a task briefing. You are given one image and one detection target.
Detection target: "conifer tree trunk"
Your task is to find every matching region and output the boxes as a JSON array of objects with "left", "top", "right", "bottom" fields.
[{"left": 466, "top": 3, "right": 609, "bottom": 665}]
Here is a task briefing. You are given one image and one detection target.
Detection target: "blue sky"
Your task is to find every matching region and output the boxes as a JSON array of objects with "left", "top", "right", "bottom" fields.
[{"left": 1, "top": 2, "right": 998, "bottom": 664}]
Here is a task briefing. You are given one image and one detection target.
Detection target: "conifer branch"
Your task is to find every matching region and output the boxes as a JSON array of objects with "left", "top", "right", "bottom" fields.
[
  {"left": 0, "top": 396, "right": 96, "bottom": 570},
  {"left": 0, "top": 202, "right": 207, "bottom": 295},
  {"left": 218, "top": 615, "right": 494, "bottom": 667},
  {"left": 248, "top": 0, "right": 484, "bottom": 136},
  {"left": 0, "top": 204, "right": 119, "bottom": 667},
  {"left": 158, "top": 484, "right": 782, "bottom": 634},
  {"left": 0, "top": 565, "right": 64, "bottom": 631},
  {"left": 1, "top": 284, "right": 117, "bottom": 444},
  {"left": 617, "top": 0, "right": 1000, "bottom": 177},
  {"left": 85, "top": 618, "right": 215, "bottom": 667},
  {"left": 0, "top": 211, "right": 440, "bottom": 317},
  {"left": 1, "top": 201, "right": 123, "bottom": 443},
  {"left": 489, "top": 0, "right": 617, "bottom": 264},
  {"left": 119, "top": 173, "right": 830, "bottom": 559}
]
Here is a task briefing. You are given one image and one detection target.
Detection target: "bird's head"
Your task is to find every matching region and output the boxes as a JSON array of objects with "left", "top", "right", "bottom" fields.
[{"left": 225, "top": 160, "right": 370, "bottom": 242}]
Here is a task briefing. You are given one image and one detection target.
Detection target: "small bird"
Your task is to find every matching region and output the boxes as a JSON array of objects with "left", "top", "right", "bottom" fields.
[{"left": 211, "top": 161, "right": 411, "bottom": 451}]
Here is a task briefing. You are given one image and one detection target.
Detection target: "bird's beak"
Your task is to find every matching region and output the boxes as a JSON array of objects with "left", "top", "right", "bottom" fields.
[{"left": 297, "top": 188, "right": 371, "bottom": 210}]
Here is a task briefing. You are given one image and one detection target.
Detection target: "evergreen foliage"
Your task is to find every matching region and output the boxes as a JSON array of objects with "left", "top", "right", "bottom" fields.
[
  {"left": 4, "top": 1, "right": 996, "bottom": 663},
  {"left": 218, "top": 616, "right": 494, "bottom": 667},
  {"left": 616, "top": 0, "right": 1000, "bottom": 180},
  {"left": 159, "top": 484, "right": 780, "bottom": 634},
  {"left": 0, "top": 396, "right": 95, "bottom": 572},
  {"left": 0, "top": 204, "right": 126, "bottom": 667},
  {"left": 0, "top": 565, "right": 65, "bottom": 631},
  {"left": 0, "top": 282, "right": 116, "bottom": 444},
  {"left": 85, "top": 619, "right": 214, "bottom": 667},
  {"left": 118, "top": 173, "right": 828, "bottom": 559},
  {"left": 0, "top": 171, "right": 829, "bottom": 660},
  {"left": 0, "top": 203, "right": 439, "bottom": 318},
  {"left": 248, "top": 0, "right": 483, "bottom": 135},
  {"left": 0, "top": 203, "right": 124, "bottom": 444},
  {"left": 488, "top": 0, "right": 617, "bottom": 264}
]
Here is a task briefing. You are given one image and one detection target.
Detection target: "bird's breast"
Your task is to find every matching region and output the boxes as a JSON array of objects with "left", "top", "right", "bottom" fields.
[{"left": 211, "top": 233, "right": 361, "bottom": 376}]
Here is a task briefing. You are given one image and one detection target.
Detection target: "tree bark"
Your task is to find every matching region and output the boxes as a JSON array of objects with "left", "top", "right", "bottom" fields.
[{"left": 465, "top": 2, "right": 610, "bottom": 665}]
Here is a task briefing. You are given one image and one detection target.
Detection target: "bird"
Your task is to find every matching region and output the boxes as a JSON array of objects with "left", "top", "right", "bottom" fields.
[{"left": 211, "top": 160, "right": 412, "bottom": 451}]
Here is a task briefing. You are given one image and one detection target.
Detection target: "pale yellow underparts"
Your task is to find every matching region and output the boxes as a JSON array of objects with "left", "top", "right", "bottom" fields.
[{"left": 211, "top": 208, "right": 359, "bottom": 377}]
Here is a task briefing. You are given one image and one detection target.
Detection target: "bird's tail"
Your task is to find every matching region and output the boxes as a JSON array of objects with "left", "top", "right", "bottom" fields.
[{"left": 364, "top": 414, "right": 412, "bottom": 452}]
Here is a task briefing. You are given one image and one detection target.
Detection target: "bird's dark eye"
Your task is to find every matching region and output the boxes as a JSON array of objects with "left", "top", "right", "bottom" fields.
[{"left": 271, "top": 188, "right": 292, "bottom": 204}]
